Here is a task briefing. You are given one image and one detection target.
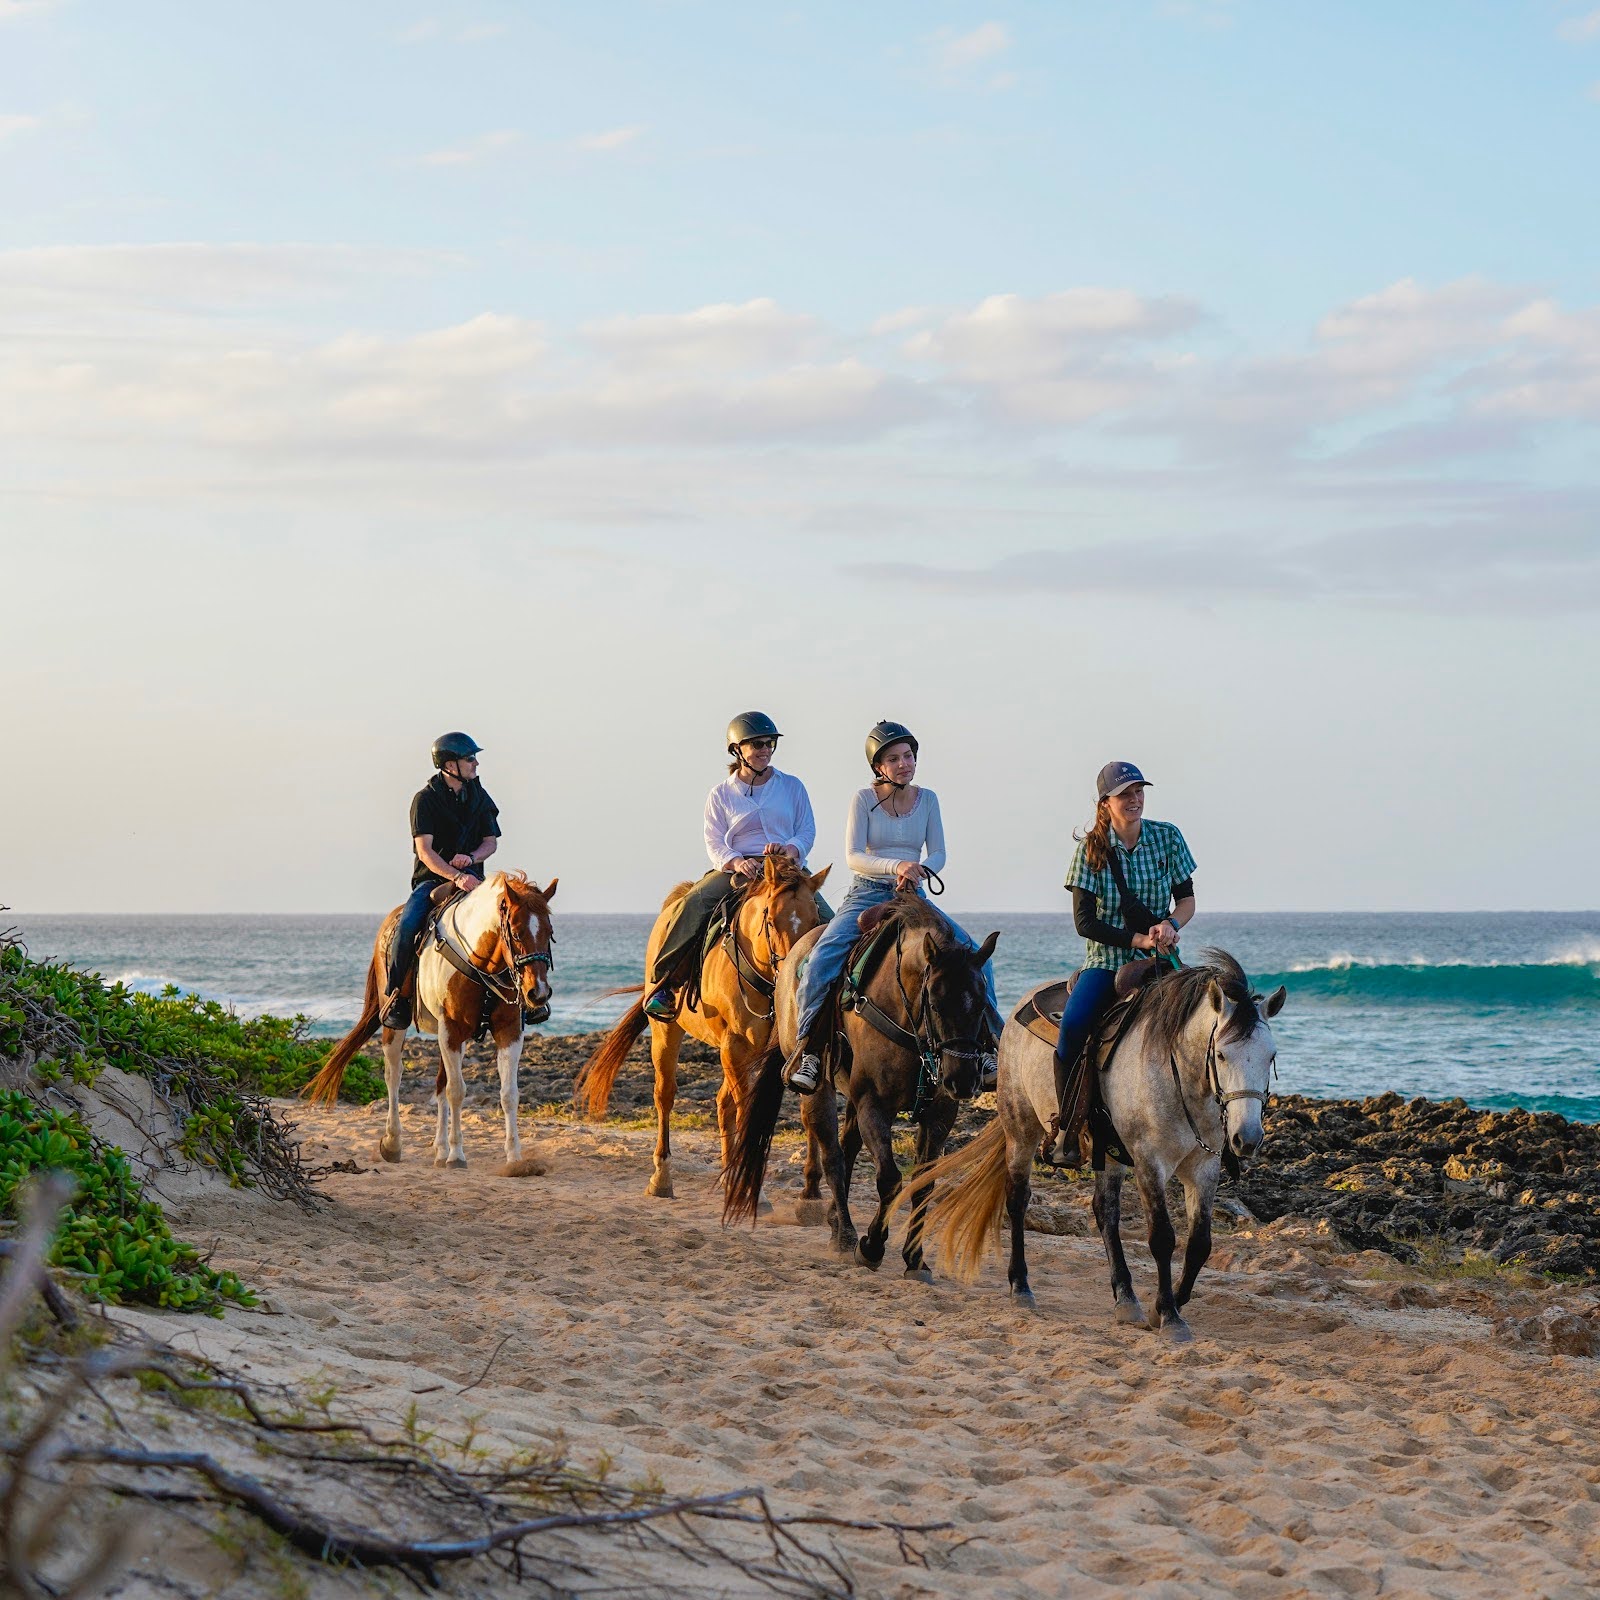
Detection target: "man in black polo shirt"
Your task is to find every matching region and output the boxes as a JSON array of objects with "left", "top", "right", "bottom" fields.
[{"left": 380, "top": 731, "right": 502, "bottom": 1029}]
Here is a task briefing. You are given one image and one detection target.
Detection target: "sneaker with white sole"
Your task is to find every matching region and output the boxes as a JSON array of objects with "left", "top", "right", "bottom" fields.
[
  {"left": 978, "top": 1052, "right": 998, "bottom": 1093},
  {"left": 784, "top": 1052, "right": 822, "bottom": 1094}
]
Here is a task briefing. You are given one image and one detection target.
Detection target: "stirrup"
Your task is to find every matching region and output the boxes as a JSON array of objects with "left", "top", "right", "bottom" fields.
[
  {"left": 784, "top": 1052, "right": 822, "bottom": 1095},
  {"left": 380, "top": 992, "right": 412, "bottom": 1030},
  {"left": 642, "top": 987, "right": 678, "bottom": 1023}
]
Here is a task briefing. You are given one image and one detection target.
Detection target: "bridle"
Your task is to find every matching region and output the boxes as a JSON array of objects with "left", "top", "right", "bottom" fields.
[
  {"left": 1167, "top": 1017, "right": 1274, "bottom": 1160},
  {"left": 721, "top": 891, "right": 781, "bottom": 1021},
  {"left": 435, "top": 892, "right": 554, "bottom": 1011},
  {"left": 846, "top": 923, "right": 987, "bottom": 1122}
]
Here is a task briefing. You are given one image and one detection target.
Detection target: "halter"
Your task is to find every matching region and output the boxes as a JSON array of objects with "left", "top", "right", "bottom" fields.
[
  {"left": 847, "top": 922, "right": 986, "bottom": 1122},
  {"left": 435, "top": 893, "right": 554, "bottom": 1011},
  {"left": 1167, "top": 1018, "right": 1273, "bottom": 1159}
]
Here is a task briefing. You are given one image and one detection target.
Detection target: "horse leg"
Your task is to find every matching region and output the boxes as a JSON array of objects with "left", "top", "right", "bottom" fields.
[
  {"left": 804, "top": 1085, "right": 855, "bottom": 1254},
  {"left": 1005, "top": 1130, "right": 1036, "bottom": 1305},
  {"left": 1094, "top": 1167, "right": 1145, "bottom": 1327},
  {"left": 900, "top": 1110, "right": 954, "bottom": 1280},
  {"left": 498, "top": 1032, "right": 524, "bottom": 1164},
  {"left": 854, "top": 1098, "right": 901, "bottom": 1271},
  {"left": 647, "top": 1024, "right": 682, "bottom": 1198},
  {"left": 1174, "top": 1164, "right": 1217, "bottom": 1311},
  {"left": 434, "top": 1039, "right": 468, "bottom": 1169},
  {"left": 1133, "top": 1161, "right": 1189, "bottom": 1342},
  {"left": 378, "top": 1027, "right": 405, "bottom": 1163}
]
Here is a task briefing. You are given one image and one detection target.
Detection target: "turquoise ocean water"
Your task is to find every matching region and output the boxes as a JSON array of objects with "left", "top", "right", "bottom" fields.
[{"left": 10, "top": 911, "right": 1599, "bottom": 1124}]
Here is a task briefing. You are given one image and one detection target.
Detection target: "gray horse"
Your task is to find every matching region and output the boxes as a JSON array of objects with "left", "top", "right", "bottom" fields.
[{"left": 905, "top": 951, "right": 1284, "bottom": 1342}]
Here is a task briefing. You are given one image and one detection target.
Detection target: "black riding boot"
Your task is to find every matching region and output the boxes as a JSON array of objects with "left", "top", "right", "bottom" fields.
[{"left": 1045, "top": 1050, "right": 1080, "bottom": 1166}]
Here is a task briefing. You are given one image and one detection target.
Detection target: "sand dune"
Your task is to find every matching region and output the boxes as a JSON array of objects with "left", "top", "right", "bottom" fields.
[{"left": 132, "top": 1090, "right": 1600, "bottom": 1599}]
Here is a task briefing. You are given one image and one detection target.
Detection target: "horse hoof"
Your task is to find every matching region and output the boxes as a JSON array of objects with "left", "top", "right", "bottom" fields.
[
  {"left": 756, "top": 1198, "right": 773, "bottom": 1217},
  {"left": 1113, "top": 1296, "right": 1145, "bottom": 1327},
  {"left": 1157, "top": 1318, "right": 1194, "bottom": 1345},
  {"left": 834, "top": 1233, "right": 858, "bottom": 1256},
  {"left": 903, "top": 1265, "right": 934, "bottom": 1284},
  {"left": 645, "top": 1171, "right": 675, "bottom": 1199},
  {"left": 446, "top": 1158, "right": 468, "bottom": 1171},
  {"left": 855, "top": 1241, "right": 884, "bottom": 1271},
  {"left": 432, "top": 1156, "right": 448, "bottom": 1168},
  {"left": 1011, "top": 1287, "right": 1038, "bottom": 1310},
  {"left": 794, "top": 1198, "right": 829, "bottom": 1227},
  {"left": 497, "top": 1156, "right": 546, "bottom": 1178},
  {"left": 375, "top": 1138, "right": 401, "bottom": 1164}
]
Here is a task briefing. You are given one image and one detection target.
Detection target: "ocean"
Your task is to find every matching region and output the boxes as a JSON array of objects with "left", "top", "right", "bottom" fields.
[{"left": 9, "top": 911, "right": 1599, "bottom": 1124}]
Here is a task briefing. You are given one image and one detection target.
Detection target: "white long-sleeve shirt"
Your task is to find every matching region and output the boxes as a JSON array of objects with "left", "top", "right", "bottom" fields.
[
  {"left": 845, "top": 787, "right": 947, "bottom": 879},
  {"left": 703, "top": 769, "right": 817, "bottom": 871}
]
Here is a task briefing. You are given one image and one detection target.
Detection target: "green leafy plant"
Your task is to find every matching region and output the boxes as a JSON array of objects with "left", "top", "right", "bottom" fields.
[{"left": 0, "top": 1092, "right": 254, "bottom": 1313}]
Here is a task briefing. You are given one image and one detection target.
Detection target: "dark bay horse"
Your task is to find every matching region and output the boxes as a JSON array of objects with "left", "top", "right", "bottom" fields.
[
  {"left": 304, "top": 871, "right": 557, "bottom": 1173},
  {"left": 575, "top": 855, "right": 831, "bottom": 1197},
  {"left": 724, "top": 894, "right": 998, "bottom": 1277},
  {"left": 906, "top": 951, "right": 1284, "bottom": 1340}
]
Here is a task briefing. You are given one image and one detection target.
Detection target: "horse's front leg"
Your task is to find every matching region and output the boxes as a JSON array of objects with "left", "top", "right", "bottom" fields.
[
  {"left": 854, "top": 1096, "right": 901, "bottom": 1271},
  {"left": 900, "top": 1108, "right": 955, "bottom": 1280},
  {"left": 802, "top": 1083, "right": 855, "bottom": 1253},
  {"left": 1133, "top": 1160, "right": 1188, "bottom": 1341},
  {"left": 1174, "top": 1160, "right": 1218, "bottom": 1310},
  {"left": 434, "top": 1039, "right": 468, "bottom": 1169},
  {"left": 1094, "top": 1167, "right": 1145, "bottom": 1327},
  {"left": 378, "top": 1026, "right": 405, "bottom": 1163},
  {"left": 498, "top": 1031, "right": 524, "bottom": 1164},
  {"left": 646, "top": 1023, "right": 682, "bottom": 1198}
]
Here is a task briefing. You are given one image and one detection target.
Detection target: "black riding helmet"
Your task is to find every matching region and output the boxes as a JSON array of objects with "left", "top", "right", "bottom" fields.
[
  {"left": 726, "top": 711, "right": 782, "bottom": 756},
  {"left": 865, "top": 720, "right": 918, "bottom": 773},
  {"left": 432, "top": 731, "right": 483, "bottom": 769}
]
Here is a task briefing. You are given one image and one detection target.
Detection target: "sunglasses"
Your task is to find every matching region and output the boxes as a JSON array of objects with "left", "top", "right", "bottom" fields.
[{"left": 743, "top": 738, "right": 778, "bottom": 752}]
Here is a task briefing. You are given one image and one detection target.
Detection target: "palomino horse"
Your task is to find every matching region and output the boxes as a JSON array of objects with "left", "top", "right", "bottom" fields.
[
  {"left": 906, "top": 951, "right": 1284, "bottom": 1341},
  {"left": 574, "top": 854, "right": 830, "bottom": 1198},
  {"left": 724, "top": 894, "right": 999, "bottom": 1277},
  {"left": 304, "top": 871, "right": 557, "bottom": 1173}
]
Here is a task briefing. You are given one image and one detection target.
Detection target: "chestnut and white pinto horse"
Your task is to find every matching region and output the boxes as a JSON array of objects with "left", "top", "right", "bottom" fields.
[{"left": 304, "top": 871, "right": 557, "bottom": 1173}]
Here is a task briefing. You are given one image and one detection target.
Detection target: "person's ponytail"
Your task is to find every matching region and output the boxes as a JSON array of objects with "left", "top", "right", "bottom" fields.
[{"left": 1076, "top": 798, "right": 1114, "bottom": 872}]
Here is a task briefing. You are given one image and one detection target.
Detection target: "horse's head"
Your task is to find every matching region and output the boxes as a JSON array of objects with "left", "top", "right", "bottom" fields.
[
  {"left": 919, "top": 927, "right": 1000, "bottom": 1101},
  {"left": 498, "top": 872, "right": 558, "bottom": 1019},
  {"left": 1202, "top": 972, "right": 1285, "bottom": 1164},
  {"left": 744, "top": 855, "right": 831, "bottom": 966}
]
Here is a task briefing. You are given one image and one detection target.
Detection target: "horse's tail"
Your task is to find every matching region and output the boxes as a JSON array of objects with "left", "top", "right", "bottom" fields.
[
  {"left": 890, "top": 1119, "right": 1009, "bottom": 1284},
  {"left": 574, "top": 989, "right": 647, "bottom": 1119},
  {"left": 302, "top": 953, "right": 383, "bottom": 1106},
  {"left": 722, "top": 1046, "right": 786, "bottom": 1227}
]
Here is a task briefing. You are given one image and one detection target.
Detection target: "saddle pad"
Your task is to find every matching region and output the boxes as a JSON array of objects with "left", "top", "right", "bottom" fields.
[
  {"left": 1017, "top": 977, "right": 1078, "bottom": 1046},
  {"left": 845, "top": 912, "right": 902, "bottom": 994}
]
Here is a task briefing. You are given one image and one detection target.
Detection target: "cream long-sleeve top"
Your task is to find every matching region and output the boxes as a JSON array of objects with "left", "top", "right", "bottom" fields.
[
  {"left": 844, "top": 787, "right": 947, "bottom": 879},
  {"left": 703, "top": 769, "right": 817, "bottom": 871}
]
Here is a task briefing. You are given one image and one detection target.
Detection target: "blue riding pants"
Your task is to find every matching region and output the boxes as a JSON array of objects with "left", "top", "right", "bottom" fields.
[
  {"left": 1055, "top": 966, "right": 1118, "bottom": 1069},
  {"left": 387, "top": 881, "right": 439, "bottom": 994},
  {"left": 794, "top": 875, "right": 1002, "bottom": 1043}
]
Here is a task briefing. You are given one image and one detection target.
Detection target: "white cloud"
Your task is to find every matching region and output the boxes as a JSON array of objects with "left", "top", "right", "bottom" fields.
[
  {"left": 1558, "top": 8, "right": 1600, "bottom": 42},
  {"left": 931, "top": 21, "right": 1013, "bottom": 73},
  {"left": 0, "top": 113, "right": 42, "bottom": 140},
  {"left": 420, "top": 129, "right": 519, "bottom": 168},
  {"left": 583, "top": 299, "right": 819, "bottom": 371},
  {"left": 573, "top": 125, "right": 645, "bottom": 152}
]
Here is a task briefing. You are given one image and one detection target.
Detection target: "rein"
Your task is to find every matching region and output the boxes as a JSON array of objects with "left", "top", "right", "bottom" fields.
[
  {"left": 435, "top": 894, "right": 554, "bottom": 1010},
  {"left": 844, "top": 922, "right": 985, "bottom": 1122},
  {"left": 721, "top": 895, "right": 779, "bottom": 1019}
]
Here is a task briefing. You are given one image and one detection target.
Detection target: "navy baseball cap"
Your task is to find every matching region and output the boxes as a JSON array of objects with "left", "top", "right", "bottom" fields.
[{"left": 1097, "top": 761, "right": 1151, "bottom": 799}]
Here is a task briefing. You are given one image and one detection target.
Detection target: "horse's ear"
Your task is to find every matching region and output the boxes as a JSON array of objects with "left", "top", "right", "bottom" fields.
[
  {"left": 763, "top": 854, "right": 781, "bottom": 886},
  {"left": 972, "top": 931, "right": 1000, "bottom": 967},
  {"left": 1206, "top": 977, "right": 1227, "bottom": 1015},
  {"left": 542, "top": 878, "right": 558, "bottom": 901},
  {"left": 808, "top": 864, "right": 832, "bottom": 891},
  {"left": 1262, "top": 984, "right": 1286, "bottom": 1018}
]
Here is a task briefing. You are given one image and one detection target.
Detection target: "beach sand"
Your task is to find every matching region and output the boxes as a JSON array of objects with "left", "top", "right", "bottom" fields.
[{"left": 107, "top": 1072, "right": 1600, "bottom": 1600}]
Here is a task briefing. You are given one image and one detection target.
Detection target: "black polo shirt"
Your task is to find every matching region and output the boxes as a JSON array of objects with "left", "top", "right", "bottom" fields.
[{"left": 410, "top": 774, "right": 501, "bottom": 888}]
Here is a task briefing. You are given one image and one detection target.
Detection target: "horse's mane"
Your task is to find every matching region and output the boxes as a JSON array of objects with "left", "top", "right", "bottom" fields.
[
  {"left": 1139, "top": 948, "right": 1260, "bottom": 1057},
  {"left": 499, "top": 870, "right": 547, "bottom": 906},
  {"left": 878, "top": 893, "right": 952, "bottom": 946}
]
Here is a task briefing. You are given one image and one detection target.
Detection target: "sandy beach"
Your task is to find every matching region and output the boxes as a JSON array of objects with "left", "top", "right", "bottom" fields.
[{"left": 93, "top": 1047, "right": 1599, "bottom": 1600}]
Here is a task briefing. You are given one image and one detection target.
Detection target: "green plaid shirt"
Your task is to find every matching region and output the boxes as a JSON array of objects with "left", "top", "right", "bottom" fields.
[{"left": 1065, "top": 819, "right": 1197, "bottom": 971}]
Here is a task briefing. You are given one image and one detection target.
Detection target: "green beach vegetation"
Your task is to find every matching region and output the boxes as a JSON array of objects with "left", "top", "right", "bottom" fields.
[{"left": 0, "top": 932, "right": 381, "bottom": 1314}]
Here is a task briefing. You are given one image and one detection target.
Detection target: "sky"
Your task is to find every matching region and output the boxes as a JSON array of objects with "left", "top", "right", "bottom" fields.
[{"left": 3, "top": 1, "right": 1599, "bottom": 915}]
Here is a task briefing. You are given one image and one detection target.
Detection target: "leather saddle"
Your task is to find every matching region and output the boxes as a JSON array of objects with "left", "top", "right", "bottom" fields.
[{"left": 1016, "top": 958, "right": 1163, "bottom": 1047}]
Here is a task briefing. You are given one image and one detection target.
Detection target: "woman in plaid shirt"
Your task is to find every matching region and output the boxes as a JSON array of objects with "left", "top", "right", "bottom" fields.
[{"left": 1050, "top": 761, "right": 1197, "bottom": 1159}]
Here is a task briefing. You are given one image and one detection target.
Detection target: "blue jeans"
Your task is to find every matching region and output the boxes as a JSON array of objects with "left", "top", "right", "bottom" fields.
[
  {"left": 1056, "top": 967, "right": 1117, "bottom": 1068},
  {"left": 387, "top": 881, "right": 439, "bottom": 994},
  {"left": 794, "top": 875, "right": 1001, "bottom": 1043}
]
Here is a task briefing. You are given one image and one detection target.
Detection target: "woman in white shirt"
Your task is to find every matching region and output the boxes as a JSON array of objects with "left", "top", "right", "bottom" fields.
[
  {"left": 644, "top": 711, "right": 824, "bottom": 1021},
  {"left": 785, "top": 720, "right": 1001, "bottom": 1092}
]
